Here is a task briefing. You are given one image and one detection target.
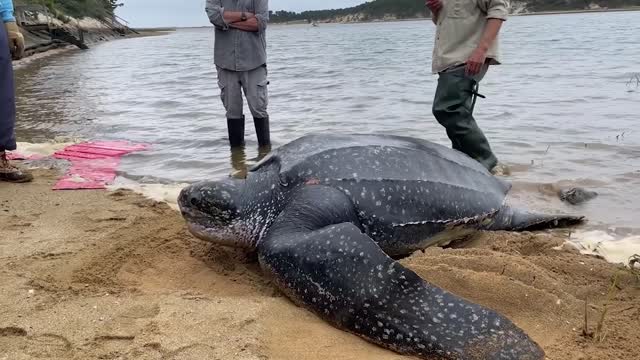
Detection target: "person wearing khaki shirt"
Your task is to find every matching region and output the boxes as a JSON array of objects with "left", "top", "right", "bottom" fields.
[
  {"left": 205, "top": 0, "right": 271, "bottom": 149},
  {"left": 426, "top": 0, "right": 509, "bottom": 174}
]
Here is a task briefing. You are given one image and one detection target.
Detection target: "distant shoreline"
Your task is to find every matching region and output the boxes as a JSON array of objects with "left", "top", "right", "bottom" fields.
[
  {"left": 140, "top": 7, "right": 640, "bottom": 30},
  {"left": 269, "top": 6, "right": 640, "bottom": 25},
  {"left": 512, "top": 6, "right": 640, "bottom": 17},
  {"left": 133, "top": 27, "right": 178, "bottom": 32}
]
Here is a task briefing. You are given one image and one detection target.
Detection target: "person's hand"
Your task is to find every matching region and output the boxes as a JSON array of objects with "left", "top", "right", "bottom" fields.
[
  {"left": 236, "top": 12, "right": 255, "bottom": 22},
  {"left": 465, "top": 47, "right": 487, "bottom": 76},
  {"left": 426, "top": 0, "right": 443, "bottom": 14},
  {"left": 5, "top": 22, "right": 25, "bottom": 60}
]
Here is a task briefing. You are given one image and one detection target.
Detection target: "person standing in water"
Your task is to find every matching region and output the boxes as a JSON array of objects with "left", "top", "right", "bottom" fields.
[
  {"left": 205, "top": 0, "right": 271, "bottom": 149},
  {"left": 426, "top": 0, "right": 509, "bottom": 175},
  {"left": 1, "top": 0, "right": 32, "bottom": 183}
]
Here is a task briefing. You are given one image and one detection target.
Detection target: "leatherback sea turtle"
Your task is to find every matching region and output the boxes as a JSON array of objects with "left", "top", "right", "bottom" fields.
[{"left": 178, "top": 134, "right": 584, "bottom": 360}]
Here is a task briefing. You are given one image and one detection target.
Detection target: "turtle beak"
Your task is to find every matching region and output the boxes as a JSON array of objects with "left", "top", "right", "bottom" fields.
[
  {"left": 178, "top": 184, "right": 199, "bottom": 220},
  {"left": 178, "top": 180, "right": 240, "bottom": 222},
  {"left": 179, "top": 186, "right": 207, "bottom": 229},
  {"left": 177, "top": 181, "right": 253, "bottom": 248}
]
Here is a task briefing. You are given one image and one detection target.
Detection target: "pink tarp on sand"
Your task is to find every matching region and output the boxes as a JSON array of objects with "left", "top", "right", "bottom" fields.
[
  {"left": 7, "top": 141, "right": 148, "bottom": 190},
  {"left": 51, "top": 141, "right": 149, "bottom": 190}
]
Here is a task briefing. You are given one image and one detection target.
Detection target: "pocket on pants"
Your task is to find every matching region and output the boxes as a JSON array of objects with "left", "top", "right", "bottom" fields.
[
  {"left": 433, "top": 73, "right": 474, "bottom": 114},
  {"left": 218, "top": 80, "right": 227, "bottom": 109},
  {"left": 257, "top": 79, "right": 269, "bottom": 110},
  {"left": 456, "top": 76, "right": 477, "bottom": 112}
]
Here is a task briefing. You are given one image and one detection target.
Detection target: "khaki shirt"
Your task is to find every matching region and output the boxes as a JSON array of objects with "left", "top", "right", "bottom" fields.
[{"left": 432, "top": 0, "right": 509, "bottom": 74}]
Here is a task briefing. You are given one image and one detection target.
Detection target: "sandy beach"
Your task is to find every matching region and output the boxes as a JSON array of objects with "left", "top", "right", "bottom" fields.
[{"left": 0, "top": 168, "right": 638, "bottom": 359}]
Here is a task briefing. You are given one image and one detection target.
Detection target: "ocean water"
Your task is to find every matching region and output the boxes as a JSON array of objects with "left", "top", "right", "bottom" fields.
[{"left": 13, "top": 12, "right": 640, "bottom": 262}]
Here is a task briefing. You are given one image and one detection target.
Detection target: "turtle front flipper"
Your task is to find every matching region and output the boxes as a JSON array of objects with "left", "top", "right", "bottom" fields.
[{"left": 258, "top": 186, "right": 544, "bottom": 360}]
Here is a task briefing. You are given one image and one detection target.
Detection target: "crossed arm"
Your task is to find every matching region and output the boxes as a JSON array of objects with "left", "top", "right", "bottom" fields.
[
  {"left": 205, "top": 0, "right": 268, "bottom": 33},
  {"left": 228, "top": 13, "right": 260, "bottom": 32},
  {"left": 217, "top": 10, "right": 259, "bottom": 32}
]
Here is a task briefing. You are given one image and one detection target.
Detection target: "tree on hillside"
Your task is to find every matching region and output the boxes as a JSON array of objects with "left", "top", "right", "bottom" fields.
[
  {"left": 19, "top": 0, "right": 123, "bottom": 19},
  {"left": 270, "top": 0, "right": 428, "bottom": 23},
  {"left": 103, "top": 0, "right": 123, "bottom": 12},
  {"left": 269, "top": 0, "right": 640, "bottom": 23}
]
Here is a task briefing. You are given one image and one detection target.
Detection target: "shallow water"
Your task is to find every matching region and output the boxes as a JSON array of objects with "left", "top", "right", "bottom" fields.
[{"left": 13, "top": 12, "right": 640, "bottom": 257}]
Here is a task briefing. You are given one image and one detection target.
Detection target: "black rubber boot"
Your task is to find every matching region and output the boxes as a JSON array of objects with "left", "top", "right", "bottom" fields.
[
  {"left": 253, "top": 117, "right": 271, "bottom": 147},
  {"left": 227, "top": 116, "right": 245, "bottom": 148}
]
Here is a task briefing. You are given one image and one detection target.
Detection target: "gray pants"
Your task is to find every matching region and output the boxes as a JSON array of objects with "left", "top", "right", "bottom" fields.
[{"left": 216, "top": 65, "right": 269, "bottom": 120}]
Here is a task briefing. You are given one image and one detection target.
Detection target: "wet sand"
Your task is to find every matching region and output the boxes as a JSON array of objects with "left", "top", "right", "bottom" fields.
[{"left": 1, "top": 169, "right": 639, "bottom": 359}]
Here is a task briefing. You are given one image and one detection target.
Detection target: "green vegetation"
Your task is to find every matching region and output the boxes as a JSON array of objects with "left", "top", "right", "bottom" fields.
[
  {"left": 55, "top": 0, "right": 122, "bottom": 19},
  {"left": 16, "top": 0, "right": 122, "bottom": 19},
  {"left": 270, "top": 0, "right": 428, "bottom": 23},
  {"left": 269, "top": 0, "right": 640, "bottom": 23}
]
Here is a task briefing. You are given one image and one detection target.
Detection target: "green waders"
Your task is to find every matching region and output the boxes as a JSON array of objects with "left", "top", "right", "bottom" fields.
[{"left": 432, "top": 63, "right": 498, "bottom": 171}]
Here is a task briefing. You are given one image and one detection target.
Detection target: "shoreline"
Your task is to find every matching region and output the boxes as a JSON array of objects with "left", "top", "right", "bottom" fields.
[
  {"left": 271, "top": 6, "right": 640, "bottom": 25},
  {"left": 0, "top": 168, "right": 639, "bottom": 359},
  {"left": 512, "top": 6, "right": 640, "bottom": 16},
  {"left": 12, "top": 26, "right": 173, "bottom": 69}
]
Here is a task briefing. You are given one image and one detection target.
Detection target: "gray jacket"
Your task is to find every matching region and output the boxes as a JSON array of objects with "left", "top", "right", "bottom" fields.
[{"left": 206, "top": 0, "right": 268, "bottom": 72}]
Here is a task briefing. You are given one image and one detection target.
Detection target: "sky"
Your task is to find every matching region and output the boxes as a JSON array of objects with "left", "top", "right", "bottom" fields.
[{"left": 116, "top": 0, "right": 366, "bottom": 28}]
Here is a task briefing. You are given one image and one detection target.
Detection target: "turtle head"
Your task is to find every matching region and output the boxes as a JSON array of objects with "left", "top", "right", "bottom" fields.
[{"left": 178, "top": 179, "right": 254, "bottom": 249}]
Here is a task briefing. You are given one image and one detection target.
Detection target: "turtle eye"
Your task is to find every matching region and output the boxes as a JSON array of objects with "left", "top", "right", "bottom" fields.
[{"left": 184, "top": 188, "right": 202, "bottom": 208}]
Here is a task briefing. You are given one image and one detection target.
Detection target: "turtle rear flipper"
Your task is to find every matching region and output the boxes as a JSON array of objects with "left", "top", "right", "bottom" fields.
[
  {"left": 258, "top": 186, "right": 544, "bottom": 360},
  {"left": 488, "top": 206, "right": 585, "bottom": 231}
]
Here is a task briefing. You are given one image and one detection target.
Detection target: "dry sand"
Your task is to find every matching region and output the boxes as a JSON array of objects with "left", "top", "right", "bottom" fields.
[{"left": 1, "top": 169, "right": 639, "bottom": 360}]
